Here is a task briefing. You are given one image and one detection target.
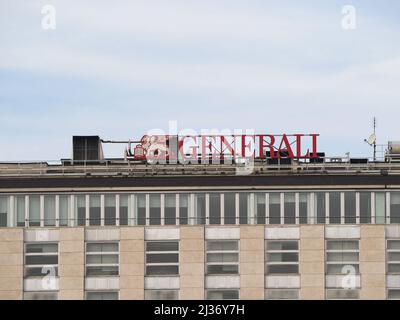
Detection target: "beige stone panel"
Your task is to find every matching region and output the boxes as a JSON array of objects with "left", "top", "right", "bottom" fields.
[
  {"left": 59, "top": 252, "right": 84, "bottom": 265},
  {"left": 240, "top": 239, "right": 264, "bottom": 251},
  {"left": 59, "top": 264, "right": 84, "bottom": 277},
  {"left": 300, "top": 250, "right": 325, "bottom": 262},
  {"left": 120, "top": 227, "right": 144, "bottom": 240},
  {"left": 362, "top": 273, "right": 386, "bottom": 288},
  {"left": 180, "top": 239, "right": 204, "bottom": 252},
  {"left": 240, "top": 226, "right": 264, "bottom": 239},
  {"left": 240, "top": 288, "right": 264, "bottom": 300},
  {"left": 0, "top": 265, "right": 23, "bottom": 277},
  {"left": 0, "top": 278, "right": 22, "bottom": 291},
  {"left": 0, "top": 291, "right": 22, "bottom": 300},
  {"left": 59, "top": 290, "right": 84, "bottom": 300},
  {"left": 300, "top": 238, "right": 325, "bottom": 250},
  {"left": 360, "top": 287, "right": 386, "bottom": 300},
  {"left": 360, "top": 250, "right": 385, "bottom": 262},
  {"left": 300, "top": 287, "right": 325, "bottom": 300},
  {"left": 181, "top": 226, "right": 204, "bottom": 239},
  {"left": 180, "top": 275, "right": 204, "bottom": 288},
  {"left": 0, "top": 253, "right": 22, "bottom": 266},
  {"left": 361, "top": 262, "right": 386, "bottom": 274},
  {"left": 301, "top": 274, "right": 325, "bottom": 287},
  {"left": 180, "top": 287, "right": 204, "bottom": 300},
  {"left": 180, "top": 263, "right": 204, "bottom": 276},
  {"left": 59, "top": 228, "right": 84, "bottom": 241},
  {"left": 300, "top": 262, "right": 325, "bottom": 274},
  {"left": 181, "top": 251, "right": 204, "bottom": 263},
  {"left": 120, "top": 252, "right": 144, "bottom": 265},
  {"left": 120, "top": 240, "right": 144, "bottom": 252},
  {"left": 59, "top": 241, "right": 84, "bottom": 253},
  {"left": 0, "top": 229, "right": 23, "bottom": 241},
  {"left": 240, "top": 274, "right": 264, "bottom": 288},
  {"left": 120, "top": 264, "right": 145, "bottom": 276},
  {"left": 240, "top": 262, "right": 265, "bottom": 275},
  {"left": 360, "top": 239, "right": 385, "bottom": 251},
  {"left": 361, "top": 225, "right": 385, "bottom": 238},
  {"left": 300, "top": 225, "right": 324, "bottom": 239},
  {"left": 119, "top": 289, "right": 144, "bottom": 300},
  {"left": 240, "top": 250, "right": 264, "bottom": 263},
  {"left": 59, "top": 277, "right": 84, "bottom": 290},
  {"left": 0, "top": 242, "right": 23, "bottom": 254},
  {"left": 119, "top": 276, "right": 144, "bottom": 290}
]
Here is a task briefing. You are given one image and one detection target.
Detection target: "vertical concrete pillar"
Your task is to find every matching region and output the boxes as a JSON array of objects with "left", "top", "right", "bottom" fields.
[
  {"left": 299, "top": 225, "right": 325, "bottom": 299},
  {"left": 0, "top": 229, "right": 23, "bottom": 300},
  {"left": 59, "top": 227, "right": 85, "bottom": 300},
  {"left": 180, "top": 226, "right": 205, "bottom": 299},
  {"left": 360, "top": 225, "right": 386, "bottom": 299},
  {"left": 240, "top": 226, "right": 265, "bottom": 299},
  {"left": 119, "top": 227, "right": 145, "bottom": 300}
]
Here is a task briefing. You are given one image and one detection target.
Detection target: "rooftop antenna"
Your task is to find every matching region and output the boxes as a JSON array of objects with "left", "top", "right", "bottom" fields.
[{"left": 364, "top": 117, "right": 377, "bottom": 161}]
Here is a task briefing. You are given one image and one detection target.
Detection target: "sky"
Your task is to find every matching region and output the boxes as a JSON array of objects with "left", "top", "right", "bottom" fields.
[{"left": 0, "top": 0, "right": 399, "bottom": 161}]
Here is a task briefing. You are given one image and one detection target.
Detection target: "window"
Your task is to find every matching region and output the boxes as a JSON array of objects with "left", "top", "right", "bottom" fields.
[
  {"left": 24, "top": 292, "right": 58, "bottom": 300},
  {"left": 266, "top": 240, "right": 299, "bottom": 274},
  {"left": 326, "top": 240, "right": 359, "bottom": 274},
  {"left": 375, "top": 192, "right": 386, "bottom": 224},
  {"left": 29, "top": 195, "right": 40, "bottom": 227},
  {"left": 388, "top": 289, "right": 400, "bottom": 300},
  {"left": 145, "top": 290, "right": 178, "bottom": 300},
  {"left": 59, "top": 195, "right": 69, "bottom": 226},
  {"left": 206, "top": 290, "right": 239, "bottom": 300},
  {"left": 16, "top": 196, "right": 26, "bottom": 227},
  {"left": 24, "top": 243, "right": 58, "bottom": 278},
  {"left": 0, "top": 196, "right": 8, "bottom": 227},
  {"left": 265, "top": 289, "right": 299, "bottom": 300},
  {"left": 86, "top": 291, "right": 118, "bottom": 300},
  {"left": 390, "top": 192, "right": 400, "bottom": 223},
  {"left": 75, "top": 195, "right": 86, "bottom": 226},
  {"left": 360, "top": 192, "right": 371, "bottom": 224},
  {"left": 206, "top": 240, "right": 239, "bottom": 275},
  {"left": 209, "top": 193, "right": 221, "bottom": 225},
  {"left": 89, "top": 195, "right": 101, "bottom": 226},
  {"left": 387, "top": 240, "right": 400, "bottom": 274},
  {"left": 284, "top": 193, "right": 296, "bottom": 224},
  {"left": 224, "top": 193, "right": 236, "bottom": 225},
  {"left": 180, "top": 194, "right": 190, "bottom": 225},
  {"left": 44, "top": 196, "right": 56, "bottom": 227},
  {"left": 104, "top": 195, "right": 116, "bottom": 226},
  {"left": 329, "top": 192, "right": 341, "bottom": 224},
  {"left": 146, "top": 241, "right": 179, "bottom": 276},
  {"left": 119, "top": 194, "right": 129, "bottom": 226},
  {"left": 86, "top": 242, "right": 119, "bottom": 276},
  {"left": 326, "top": 289, "right": 359, "bottom": 300},
  {"left": 136, "top": 194, "right": 146, "bottom": 225},
  {"left": 255, "top": 193, "right": 265, "bottom": 224},
  {"left": 299, "top": 193, "right": 311, "bottom": 224},
  {"left": 165, "top": 194, "right": 176, "bottom": 225},
  {"left": 314, "top": 192, "right": 326, "bottom": 224},
  {"left": 239, "top": 193, "right": 250, "bottom": 224},
  {"left": 269, "top": 194, "right": 281, "bottom": 224},
  {"left": 344, "top": 192, "right": 356, "bottom": 224},
  {"left": 149, "top": 194, "right": 161, "bottom": 225}
]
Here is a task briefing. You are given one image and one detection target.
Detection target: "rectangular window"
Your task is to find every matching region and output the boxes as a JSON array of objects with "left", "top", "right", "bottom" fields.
[
  {"left": 269, "top": 193, "right": 281, "bottom": 225},
  {"left": 59, "top": 195, "right": 69, "bottom": 226},
  {"left": 119, "top": 194, "right": 129, "bottom": 226},
  {"left": 206, "top": 240, "right": 239, "bottom": 275},
  {"left": 329, "top": 192, "right": 341, "bottom": 224},
  {"left": 146, "top": 241, "right": 179, "bottom": 276},
  {"left": 326, "top": 240, "right": 359, "bottom": 274},
  {"left": 180, "top": 194, "right": 190, "bottom": 225},
  {"left": 387, "top": 240, "right": 400, "bottom": 274},
  {"left": 16, "top": 196, "right": 26, "bottom": 227},
  {"left": 314, "top": 192, "right": 326, "bottom": 224},
  {"left": 165, "top": 194, "right": 176, "bottom": 225},
  {"left": 0, "top": 196, "right": 8, "bottom": 227},
  {"left": 266, "top": 240, "right": 299, "bottom": 274},
  {"left": 86, "top": 242, "right": 119, "bottom": 276},
  {"left": 239, "top": 193, "right": 250, "bottom": 224},
  {"left": 24, "top": 243, "right": 58, "bottom": 278},
  {"left": 390, "top": 192, "right": 400, "bottom": 224},
  {"left": 104, "top": 195, "right": 116, "bottom": 226},
  {"left": 255, "top": 193, "right": 265, "bottom": 224},
  {"left": 29, "top": 195, "right": 40, "bottom": 227},
  {"left": 86, "top": 291, "right": 118, "bottom": 300},
  {"left": 284, "top": 193, "right": 296, "bottom": 224},
  {"left": 89, "top": 195, "right": 101, "bottom": 226},
  {"left": 75, "top": 195, "right": 86, "bottom": 226},
  {"left": 326, "top": 289, "right": 359, "bottom": 300},
  {"left": 359, "top": 192, "right": 371, "bottom": 224},
  {"left": 136, "top": 194, "right": 146, "bottom": 225},
  {"left": 24, "top": 292, "right": 58, "bottom": 300},
  {"left": 206, "top": 290, "right": 239, "bottom": 300},
  {"left": 224, "top": 193, "right": 236, "bottom": 225},
  {"left": 145, "top": 290, "right": 178, "bottom": 300},
  {"left": 344, "top": 192, "right": 356, "bottom": 224},
  {"left": 299, "top": 193, "right": 311, "bottom": 224},
  {"left": 209, "top": 193, "right": 221, "bottom": 225},
  {"left": 44, "top": 196, "right": 56, "bottom": 227},
  {"left": 265, "top": 289, "right": 299, "bottom": 300},
  {"left": 375, "top": 192, "right": 386, "bottom": 224},
  {"left": 149, "top": 194, "right": 161, "bottom": 225},
  {"left": 388, "top": 289, "right": 400, "bottom": 300}
]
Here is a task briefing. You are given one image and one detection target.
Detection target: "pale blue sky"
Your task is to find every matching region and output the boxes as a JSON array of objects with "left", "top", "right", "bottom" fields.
[{"left": 0, "top": 0, "right": 399, "bottom": 160}]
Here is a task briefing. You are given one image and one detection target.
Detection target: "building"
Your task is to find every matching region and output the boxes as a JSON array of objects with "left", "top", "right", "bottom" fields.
[{"left": 0, "top": 134, "right": 400, "bottom": 300}]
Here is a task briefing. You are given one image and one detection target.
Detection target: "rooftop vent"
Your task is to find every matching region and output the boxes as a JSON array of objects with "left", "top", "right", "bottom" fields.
[{"left": 72, "top": 136, "right": 104, "bottom": 163}]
